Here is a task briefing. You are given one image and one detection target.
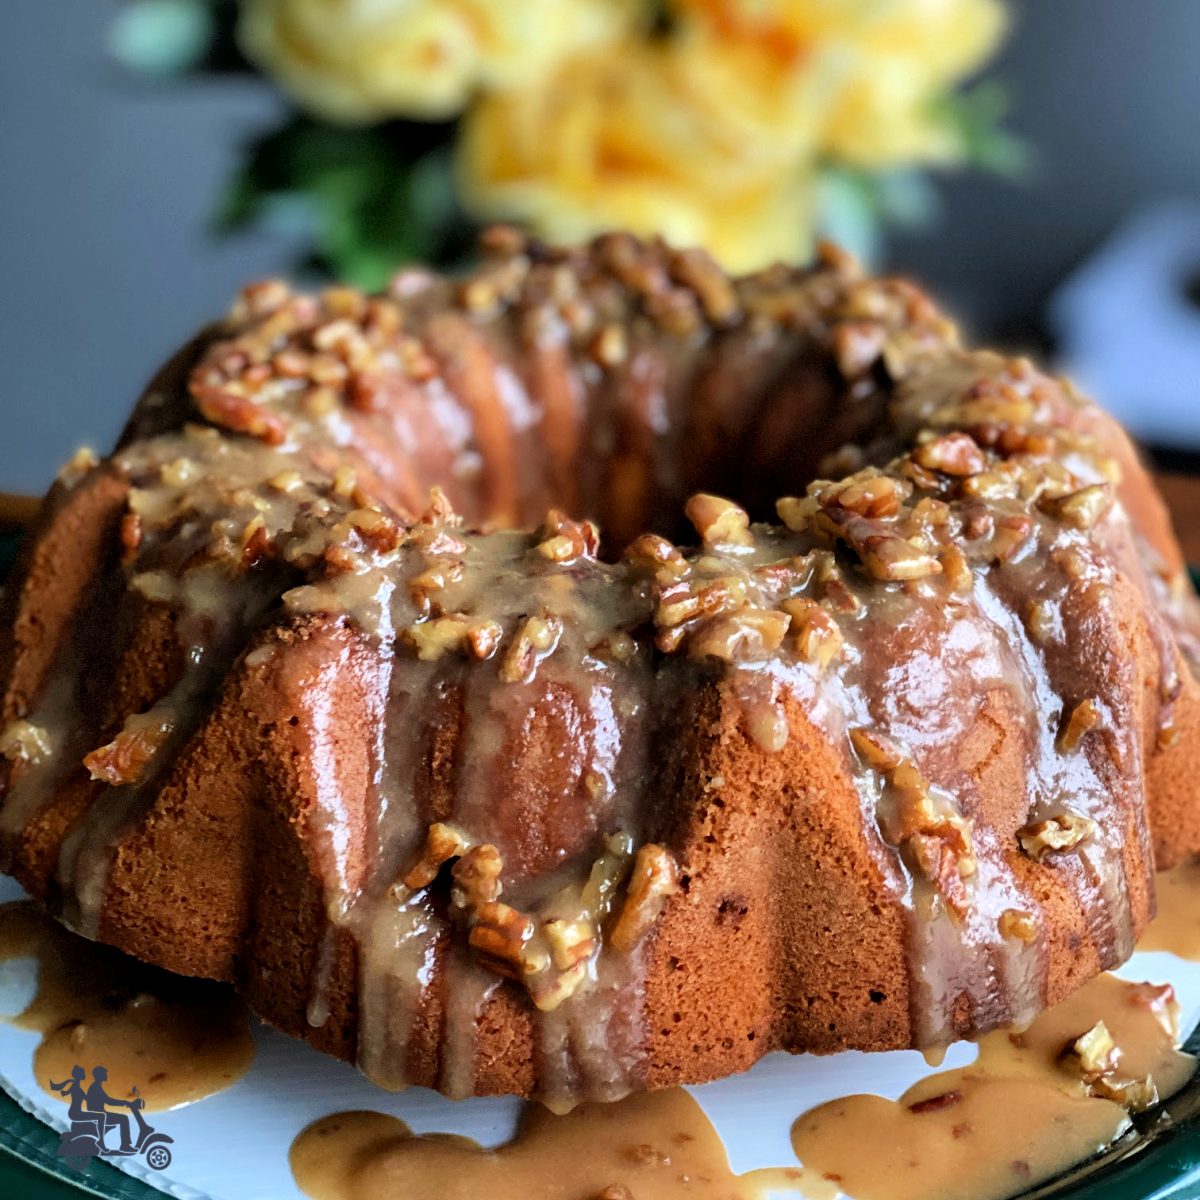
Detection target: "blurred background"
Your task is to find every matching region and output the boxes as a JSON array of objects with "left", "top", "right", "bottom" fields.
[{"left": 2, "top": 0, "right": 1198, "bottom": 500}]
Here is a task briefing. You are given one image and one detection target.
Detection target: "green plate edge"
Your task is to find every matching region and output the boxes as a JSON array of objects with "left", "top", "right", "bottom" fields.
[
  {"left": 0, "top": 1089, "right": 168, "bottom": 1200},
  {"left": 0, "top": 542, "right": 1198, "bottom": 1200}
]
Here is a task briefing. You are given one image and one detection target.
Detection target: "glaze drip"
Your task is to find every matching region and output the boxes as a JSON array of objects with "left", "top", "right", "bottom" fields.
[{"left": 2, "top": 230, "right": 1197, "bottom": 1101}]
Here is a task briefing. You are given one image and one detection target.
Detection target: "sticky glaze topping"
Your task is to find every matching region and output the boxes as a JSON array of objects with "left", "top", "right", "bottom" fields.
[{"left": 4, "top": 229, "right": 1199, "bottom": 1103}]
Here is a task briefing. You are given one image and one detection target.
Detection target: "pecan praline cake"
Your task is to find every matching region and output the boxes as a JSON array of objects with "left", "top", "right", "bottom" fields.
[{"left": 1, "top": 230, "right": 1198, "bottom": 1108}]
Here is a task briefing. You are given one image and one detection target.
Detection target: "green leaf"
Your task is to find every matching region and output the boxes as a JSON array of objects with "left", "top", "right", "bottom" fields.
[
  {"left": 215, "top": 116, "right": 474, "bottom": 286},
  {"left": 107, "top": 0, "right": 215, "bottom": 77},
  {"left": 815, "top": 167, "right": 940, "bottom": 267},
  {"left": 815, "top": 169, "right": 884, "bottom": 266},
  {"left": 933, "top": 81, "right": 1033, "bottom": 180}
]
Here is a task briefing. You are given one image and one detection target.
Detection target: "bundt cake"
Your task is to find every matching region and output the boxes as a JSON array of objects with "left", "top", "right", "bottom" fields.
[{"left": 1, "top": 230, "right": 1198, "bottom": 1108}]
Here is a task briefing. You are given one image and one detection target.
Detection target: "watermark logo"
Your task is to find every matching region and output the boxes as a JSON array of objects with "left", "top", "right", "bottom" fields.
[{"left": 50, "top": 1065, "right": 174, "bottom": 1171}]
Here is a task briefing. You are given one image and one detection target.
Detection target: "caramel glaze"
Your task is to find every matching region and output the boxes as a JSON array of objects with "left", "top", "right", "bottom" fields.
[
  {"left": 791, "top": 972, "right": 1195, "bottom": 1200},
  {"left": 0, "top": 231, "right": 1198, "bottom": 1103},
  {"left": 1136, "top": 857, "right": 1200, "bottom": 960},
  {"left": 291, "top": 1090, "right": 822, "bottom": 1200},
  {"left": 0, "top": 900, "right": 252, "bottom": 1111},
  {"left": 291, "top": 971, "right": 1194, "bottom": 1200}
]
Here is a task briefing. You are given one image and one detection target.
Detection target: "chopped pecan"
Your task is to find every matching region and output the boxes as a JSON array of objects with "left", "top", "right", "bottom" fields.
[
  {"left": 0, "top": 720, "right": 52, "bottom": 764},
  {"left": 687, "top": 607, "right": 790, "bottom": 664},
  {"left": 908, "top": 1090, "right": 963, "bottom": 1115},
  {"left": 860, "top": 534, "right": 942, "bottom": 582},
  {"left": 1042, "top": 484, "right": 1113, "bottom": 531},
  {"left": 451, "top": 844, "right": 503, "bottom": 909},
  {"left": 543, "top": 917, "right": 597, "bottom": 972},
  {"left": 668, "top": 246, "right": 739, "bottom": 324},
  {"left": 590, "top": 324, "right": 627, "bottom": 367},
  {"left": 625, "top": 532, "right": 687, "bottom": 577},
  {"left": 1062, "top": 1020, "right": 1119, "bottom": 1083},
  {"left": 119, "top": 511, "right": 142, "bottom": 565},
  {"left": 1091, "top": 1075, "right": 1159, "bottom": 1111},
  {"left": 913, "top": 432, "right": 987, "bottom": 477},
  {"left": 776, "top": 494, "right": 819, "bottom": 533},
  {"left": 832, "top": 321, "right": 887, "bottom": 377},
  {"left": 345, "top": 507, "right": 401, "bottom": 554},
  {"left": 403, "top": 822, "right": 469, "bottom": 889},
  {"left": 268, "top": 469, "right": 304, "bottom": 494},
  {"left": 501, "top": 613, "right": 563, "bottom": 683},
  {"left": 1018, "top": 812, "right": 1096, "bottom": 860},
  {"left": 610, "top": 844, "right": 680, "bottom": 953},
  {"left": 589, "top": 632, "right": 638, "bottom": 664},
  {"left": 1058, "top": 698, "right": 1101, "bottom": 752},
  {"left": 990, "top": 514, "right": 1034, "bottom": 563},
  {"left": 528, "top": 961, "right": 588, "bottom": 1012},
  {"left": 240, "top": 515, "right": 270, "bottom": 567},
  {"left": 417, "top": 486, "right": 456, "bottom": 526},
  {"left": 465, "top": 620, "right": 503, "bottom": 661},
  {"left": 192, "top": 387, "right": 287, "bottom": 445},
  {"left": 998, "top": 908, "right": 1038, "bottom": 944},
  {"left": 57, "top": 446, "right": 100, "bottom": 487},
  {"left": 405, "top": 615, "right": 471, "bottom": 661},
  {"left": 469, "top": 901, "right": 538, "bottom": 979},
  {"left": 850, "top": 727, "right": 904, "bottom": 772},
  {"left": 536, "top": 510, "right": 600, "bottom": 562},
  {"left": 83, "top": 711, "right": 174, "bottom": 786},
  {"left": 780, "top": 599, "right": 843, "bottom": 669},
  {"left": 685, "top": 494, "right": 753, "bottom": 548},
  {"left": 939, "top": 544, "right": 973, "bottom": 593}
]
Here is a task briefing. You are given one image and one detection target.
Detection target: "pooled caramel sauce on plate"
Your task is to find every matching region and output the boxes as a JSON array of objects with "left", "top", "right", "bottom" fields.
[
  {"left": 0, "top": 862, "right": 1196, "bottom": 1198},
  {"left": 291, "top": 967, "right": 1196, "bottom": 1200},
  {"left": 791, "top": 972, "right": 1194, "bottom": 1200},
  {"left": 0, "top": 900, "right": 253, "bottom": 1110},
  {"left": 1136, "top": 857, "right": 1200, "bottom": 960},
  {"left": 291, "top": 1086, "right": 826, "bottom": 1200}
]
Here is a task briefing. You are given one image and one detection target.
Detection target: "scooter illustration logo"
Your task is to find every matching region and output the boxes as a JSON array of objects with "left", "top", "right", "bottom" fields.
[{"left": 50, "top": 1065, "right": 174, "bottom": 1171}]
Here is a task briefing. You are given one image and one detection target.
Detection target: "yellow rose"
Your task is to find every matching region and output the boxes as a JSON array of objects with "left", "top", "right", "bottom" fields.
[
  {"left": 237, "top": 0, "right": 635, "bottom": 124},
  {"left": 821, "top": 0, "right": 1008, "bottom": 164},
  {"left": 458, "top": 43, "right": 816, "bottom": 273},
  {"left": 674, "top": 0, "right": 1007, "bottom": 166}
]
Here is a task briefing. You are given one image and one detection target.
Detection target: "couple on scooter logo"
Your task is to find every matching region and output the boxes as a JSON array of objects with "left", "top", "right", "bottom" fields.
[{"left": 49, "top": 1065, "right": 175, "bottom": 1171}]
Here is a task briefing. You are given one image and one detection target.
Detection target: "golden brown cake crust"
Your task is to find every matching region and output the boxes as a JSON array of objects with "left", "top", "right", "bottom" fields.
[{"left": 1, "top": 231, "right": 1198, "bottom": 1103}]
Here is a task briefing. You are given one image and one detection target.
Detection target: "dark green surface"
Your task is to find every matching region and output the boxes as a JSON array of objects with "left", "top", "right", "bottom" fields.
[
  {"left": 0, "top": 1086, "right": 163, "bottom": 1199},
  {"left": 0, "top": 554, "right": 1198, "bottom": 1199}
]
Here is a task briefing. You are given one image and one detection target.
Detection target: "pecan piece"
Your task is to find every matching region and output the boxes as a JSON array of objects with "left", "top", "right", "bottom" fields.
[
  {"left": 192, "top": 387, "right": 287, "bottom": 445},
  {"left": 1062, "top": 1020, "right": 1119, "bottom": 1084},
  {"left": 469, "top": 901, "right": 537, "bottom": 980},
  {"left": 998, "top": 908, "right": 1038, "bottom": 944},
  {"left": 625, "top": 533, "right": 687, "bottom": 577},
  {"left": 1042, "top": 484, "right": 1114, "bottom": 530},
  {"left": 536, "top": 510, "right": 599, "bottom": 562},
  {"left": 908, "top": 1090, "right": 963, "bottom": 1115},
  {"left": 501, "top": 613, "right": 563, "bottom": 683},
  {"left": 543, "top": 917, "right": 597, "bottom": 972},
  {"left": 610, "top": 844, "right": 680, "bottom": 953},
  {"left": 345, "top": 507, "right": 401, "bottom": 554},
  {"left": 405, "top": 615, "right": 471, "bottom": 661},
  {"left": 1018, "top": 812, "right": 1096, "bottom": 860},
  {"left": 687, "top": 607, "right": 790, "bottom": 664},
  {"left": 1058, "top": 698, "right": 1101, "bottom": 752},
  {"left": 685, "top": 493, "right": 753, "bottom": 549},
  {"left": 0, "top": 720, "right": 52, "bottom": 765},
  {"left": 83, "top": 711, "right": 174, "bottom": 786},
  {"left": 402, "top": 822, "right": 469, "bottom": 890},
  {"left": 451, "top": 843, "right": 503, "bottom": 909},
  {"left": 528, "top": 961, "right": 589, "bottom": 1012},
  {"left": 119, "top": 511, "right": 143, "bottom": 566},
  {"left": 780, "top": 599, "right": 843, "bottom": 670},
  {"left": 913, "top": 432, "right": 987, "bottom": 477}
]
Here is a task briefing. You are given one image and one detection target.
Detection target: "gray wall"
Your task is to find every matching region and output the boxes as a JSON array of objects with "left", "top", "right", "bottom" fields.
[{"left": 1, "top": 0, "right": 1198, "bottom": 493}]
